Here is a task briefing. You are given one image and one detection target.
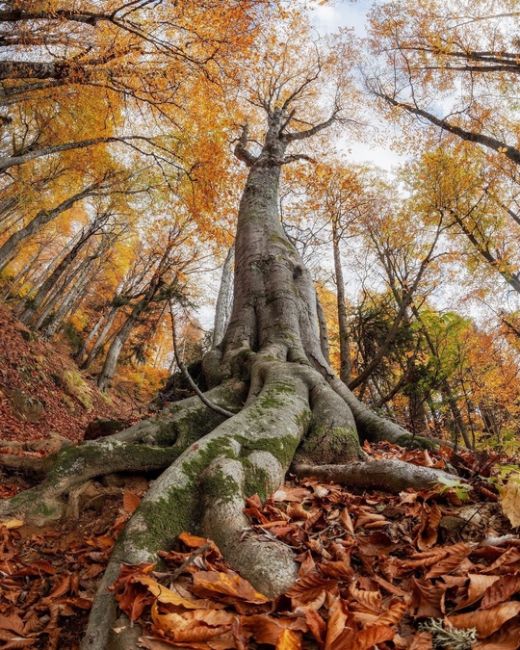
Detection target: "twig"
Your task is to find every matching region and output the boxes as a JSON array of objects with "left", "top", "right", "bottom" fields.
[{"left": 168, "top": 301, "right": 234, "bottom": 418}]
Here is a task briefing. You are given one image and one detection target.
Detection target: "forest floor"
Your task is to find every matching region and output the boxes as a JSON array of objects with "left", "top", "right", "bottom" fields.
[{"left": 1, "top": 439, "right": 519, "bottom": 649}]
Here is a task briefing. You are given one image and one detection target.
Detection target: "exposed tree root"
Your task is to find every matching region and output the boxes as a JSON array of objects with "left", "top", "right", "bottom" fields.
[
  {"left": 293, "top": 459, "right": 465, "bottom": 492},
  {"left": 0, "top": 382, "right": 245, "bottom": 524}
]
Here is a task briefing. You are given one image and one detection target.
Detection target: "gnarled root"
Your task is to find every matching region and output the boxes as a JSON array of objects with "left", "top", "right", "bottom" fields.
[
  {"left": 82, "top": 359, "right": 315, "bottom": 649},
  {"left": 293, "top": 459, "right": 464, "bottom": 492},
  {"left": 329, "top": 376, "right": 440, "bottom": 450},
  {"left": 0, "top": 383, "right": 245, "bottom": 524}
]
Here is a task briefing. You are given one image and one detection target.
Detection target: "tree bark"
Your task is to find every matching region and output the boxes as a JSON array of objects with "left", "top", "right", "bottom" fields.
[
  {"left": 212, "top": 244, "right": 234, "bottom": 348},
  {"left": 82, "top": 306, "right": 120, "bottom": 368},
  {"left": 20, "top": 215, "right": 107, "bottom": 325},
  {"left": 332, "top": 219, "right": 351, "bottom": 383},
  {"left": 0, "top": 182, "right": 100, "bottom": 271}
]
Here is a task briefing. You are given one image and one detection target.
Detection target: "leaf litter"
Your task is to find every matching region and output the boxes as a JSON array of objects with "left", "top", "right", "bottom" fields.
[{"left": 0, "top": 440, "right": 519, "bottom": 649}]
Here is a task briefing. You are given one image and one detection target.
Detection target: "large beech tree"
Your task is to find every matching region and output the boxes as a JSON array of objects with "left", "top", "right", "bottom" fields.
[{"left": 0, "top": 49, "right": 460, "bottom": 650}]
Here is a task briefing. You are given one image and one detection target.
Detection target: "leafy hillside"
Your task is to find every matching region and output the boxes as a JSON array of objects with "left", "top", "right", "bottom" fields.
[{"left": 0, "top": 305, "right": 143, "bottom": 443}]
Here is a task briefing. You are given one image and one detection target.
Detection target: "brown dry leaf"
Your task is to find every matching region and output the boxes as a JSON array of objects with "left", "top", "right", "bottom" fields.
[
  {"left": 152, "top": 604, "right": 235, "bottom": 641},
  {"left": 461, "top": 574, "right": 500, "bottom": 608},
  {"left": 355, "top": 624, "right": 396, "bottom": 649},
  {"left": 0, "top": 613, "right": 24, "bottom": 634},
  {"left": 122, "top": 491, "right": 141, "bottom": 514},
  {"left": 425, "top": 543, "right": 471, "bottom": 578},
  {"left": 242, "top": 614, "right": 307, "bottom": 646},
  {"left": 334, "top": 624, "right": 395, "bottom": 650},
  {"left": 272, "top": 486, "right": 310, "bottom": 502},
  {"left": 287, "top": 503, "right": 309, "bottom": 520},
  {"left": 400, "top": 547, "right": 448, "bottom": 570},
  {"left": 481, "top": 574, "right": 520, "bottom": 609},
  {"left": 349, "top": 583, "right": 383, "bottom": 614},
  {"left": 287, "top": 572, "right": 337, "bottom": 603},
  {"left": 276, "top": 629, "right": 302, "bottom": 650},
  {"left": 0, "top": 630, "right": 36, "bottom": 648},
  {"left": 499, "top": 474, "right": 520, "bottom": 528},
  {"left": 372, "top": 575, "right": 408, "bottom": 598},
  {"left": 473, "top": 617, "right": 520, "bottom": 650},
  {"left": 179, "top": 531, "right": 216, "bottom": 550},
  {"left": 324, "top": 596, "right": 348, "bottom": 650},
  {"left": 301, "top": 607, "right": 326, "bottom": 645},
  {"left": 447, "top": 601, "right": 520, "bottom": 638},
  {"left": 409, "top": 630, "right": 433, "bottom": 649},
  {"left": 375, "top": 599, "right": 408, "bottom": 626},
  {"left": 133, "top": 574, "right": 216, "bottom": 609},
  {"left": 483, "top": 547, "right": 520, "bottom": 574},
  {"left": 340, "top": 508, "right": 354, "bottom": 535},
  {"left": 192, "top": 570, "right": 269, "bottom": 604},
  {"left": 417, "top": 504, "right": 442, "bottom": 551}
]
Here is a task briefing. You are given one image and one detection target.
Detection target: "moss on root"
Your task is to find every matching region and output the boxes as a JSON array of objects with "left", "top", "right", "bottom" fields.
[
  {"left": 298, "top": 425, "right": 360, "bottom": 464},
  {"left": 395, "top": 433, "right": 437, "bottom": 451},
  {"left": 125, "top": 485, "right": 195, "bottom": 555},
  {"left": 243, "top": 461, "right": 271, "bottom": 501}
]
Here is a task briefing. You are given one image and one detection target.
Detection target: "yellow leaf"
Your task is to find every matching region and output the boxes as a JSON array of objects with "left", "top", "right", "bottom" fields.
[
  {"left": 500, "top": 474, "right": 520, "bottom": 528},
  {"left": 0, "top": 518, "right": 24, "bottom": 529},
  {"left": 133, "top": 574, "right": 216, "bottom": 609}
]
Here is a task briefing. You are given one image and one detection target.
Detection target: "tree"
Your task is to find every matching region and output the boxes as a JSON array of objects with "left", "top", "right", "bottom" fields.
[
  {"left": 367, "top": 0, "right": 520, "bottom": 166},
  {"left": 0, "top": 33, "right": 460, "bottom": 650}
]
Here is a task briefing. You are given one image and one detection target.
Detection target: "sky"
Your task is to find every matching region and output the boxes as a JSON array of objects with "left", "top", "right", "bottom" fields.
[{"left": 310, "top": 0, "right": 404, "bottom": 171}]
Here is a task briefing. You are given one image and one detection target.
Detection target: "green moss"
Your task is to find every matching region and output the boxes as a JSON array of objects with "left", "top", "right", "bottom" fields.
[
  {"left": 396, "top": 433, "right": 437, "bottom": 451},
  {"left": 61, "top": 369, "right": 93, "bottom": 410},
  {"left": 237, "top": 433, "right": 299, "bottom": 468},
  {"left": 203, "top": 467, "right": 240, "bottom": 502},
  {"left": 300, "top": 425, "right": 360, "bottom": 464},
  {"left": 127, "top": 484, "right": 195, "bottom": 553},
  {"left": 243, "top": 461, "right": 270, "bottom": 501}
]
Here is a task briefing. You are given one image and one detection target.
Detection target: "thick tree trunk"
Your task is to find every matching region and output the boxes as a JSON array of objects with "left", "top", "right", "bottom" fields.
[{"left": 0, "top": 105, "right": 452, "bottom": 650}]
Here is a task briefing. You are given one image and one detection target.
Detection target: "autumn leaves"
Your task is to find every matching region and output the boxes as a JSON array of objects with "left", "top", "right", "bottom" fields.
[{"left": 94, "top": 441, "right": 520, "bottom": 650}]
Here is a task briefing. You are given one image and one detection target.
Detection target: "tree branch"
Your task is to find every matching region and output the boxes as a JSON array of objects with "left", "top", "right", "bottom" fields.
[{"left": 377, "top": 92, "right": 520, "bottom": 166}]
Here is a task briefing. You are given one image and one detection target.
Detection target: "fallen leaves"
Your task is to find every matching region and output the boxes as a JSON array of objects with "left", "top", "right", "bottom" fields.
[
  {"left": 1, "top": 440, "right": 519, "bottom": 648},
  {"left": 447, "top": 601, "right": 520, "bottom": 638},
  {"left": 0, "top": 478, "right": 147, "bottom": 648},
  {"left": 107, "top": 441, "right": 520, "bottom": 649}
]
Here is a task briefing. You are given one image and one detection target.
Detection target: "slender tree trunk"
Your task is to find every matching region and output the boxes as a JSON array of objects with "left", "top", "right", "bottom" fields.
[
  {"left": 21, "top": 228, "right": 96, "bottom": 325},
  {"left": 42, "top": 262, "right": 93, "bottom": 337},
  {"left": 332, "top": 220, "right": 350, "bottom": 383},
  {"left": 82, "top": 306, "right": 120, "bottom": 368},
  {"left": 0, "top": 182, "right": 99, "bottom": 271},
  {"left": 97, "top": 312, "right": 140, "bottom": 390},
  {"left": 212, "top": 244, "right": 234, "bottom": 348},
  {"left": 75, "top": 307, "right": 109, "bottom": 363}
]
